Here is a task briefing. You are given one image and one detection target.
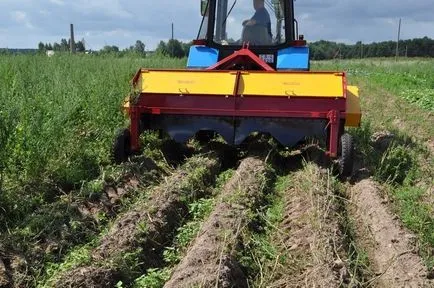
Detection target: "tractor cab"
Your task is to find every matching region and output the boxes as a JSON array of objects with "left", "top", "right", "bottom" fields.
[{"left": 188, "top": 0, "right": 308, "bottom": 70}]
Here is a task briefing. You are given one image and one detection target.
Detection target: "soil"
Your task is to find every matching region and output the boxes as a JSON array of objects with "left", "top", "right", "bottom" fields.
[
  {"left": 93, "top": 156, "right": 219, "bottom": 262},
  {"left": 164, "top": 157, "right": 270, "bottom": 288},
  {"left": 350, "top": 179, "right": 433, "bottom": 287},
  {"left": 55, "top": 156, "right": 220, "bottom": 287},
  {"left": 268, "top": 165, "right": 343, "bottom": 288},
  {"left": 54, "top": 266, "right": 120, "bottom": 288},
  {"left": 75, "top": 177, "right": 141, "bottom": 221}
]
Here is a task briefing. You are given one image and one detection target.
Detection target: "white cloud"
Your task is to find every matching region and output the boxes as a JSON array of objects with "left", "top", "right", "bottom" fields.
[{"left": 10, "top": 10, "right": 34, "bottom": 29}]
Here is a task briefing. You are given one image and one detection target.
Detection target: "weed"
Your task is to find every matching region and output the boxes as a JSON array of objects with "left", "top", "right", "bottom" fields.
[
  {"left": 133, "top": 268, "right": 171, "bottom": 288},
  {"left": 376, "top": 144, "right": 414, "bottom": 184}
]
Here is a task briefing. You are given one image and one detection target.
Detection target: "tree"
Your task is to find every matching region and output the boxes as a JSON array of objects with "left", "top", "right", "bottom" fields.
[
  {"left": 60, "top": 38, "right": 69, "bottom": 51},
  {"left": 166, "top": 39, "right": 185, "bottom": 58},
  {"left": 155, "top": 41, "right": 168, "bottom": 55},
  {"left": 101, "top": 45, "right": 119, "bottom": 54},
  {"left": 53, "top": 42, "right": 61, "bottom": 51},
  {"left": 38, "top": 42, "right": 45, "bottom": 52},
  {"left": 134, "top": 40, "right": 146, "bottom": 56},
  {"left": 76, "top": 40, "right": 85, "bottom": 52},
  {"left": 182, "top": 42, "right": 192, "bottom": 56}
]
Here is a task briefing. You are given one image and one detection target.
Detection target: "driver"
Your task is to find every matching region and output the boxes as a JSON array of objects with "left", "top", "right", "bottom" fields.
[{"left": 242, "top": 0, "right": 272, "bottom": 39}]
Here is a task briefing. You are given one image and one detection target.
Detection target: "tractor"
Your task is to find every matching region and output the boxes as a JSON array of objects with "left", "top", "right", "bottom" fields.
[{"left": 113, "top": 0, "right": 361, "bottom": 177}]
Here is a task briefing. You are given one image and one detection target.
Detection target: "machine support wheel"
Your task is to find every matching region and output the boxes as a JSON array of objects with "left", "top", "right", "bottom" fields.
[
  {"left": 338, "top": 133, "right": 354, "bottom": 177},
  {"left": 112, "top": 128, "right": 131, "bottom": 164}
]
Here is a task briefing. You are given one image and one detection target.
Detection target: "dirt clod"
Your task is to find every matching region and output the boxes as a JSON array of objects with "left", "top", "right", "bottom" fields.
[{"left": 371, "top": 130, "right": 395, "bottom": 152}]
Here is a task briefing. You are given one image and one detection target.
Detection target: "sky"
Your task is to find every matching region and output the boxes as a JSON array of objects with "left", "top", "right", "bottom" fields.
[{"left": 0, "top": 0, "right": 433, "bottom": 50}]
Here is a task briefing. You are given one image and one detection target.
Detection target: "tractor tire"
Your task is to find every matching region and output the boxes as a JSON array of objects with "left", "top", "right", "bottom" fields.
[
  {"left": 338, "top": 133, "right": 354, "bottom": 177},
  {"left": 112, "top": 128, "right": 131, "bottom": 164}
]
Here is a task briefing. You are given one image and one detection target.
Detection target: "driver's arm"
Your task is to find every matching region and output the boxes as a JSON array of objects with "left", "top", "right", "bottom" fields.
[{"left": 242, "top": 19, "right": 257, "bottom": 26}]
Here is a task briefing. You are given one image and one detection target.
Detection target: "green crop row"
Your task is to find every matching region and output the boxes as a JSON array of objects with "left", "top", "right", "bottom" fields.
[
  {"left": 314, "top": 58, "right": 434, "bottom": 110},
  {"left": 0, "top": 54, "right": 186, "bottom": 228}
]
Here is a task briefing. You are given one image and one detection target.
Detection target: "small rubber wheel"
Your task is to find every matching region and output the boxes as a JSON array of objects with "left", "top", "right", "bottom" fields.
[
  {"left": 338, "top": 133, "right": 354, "bottom": 177},
  {"left": 112, "top": 128, "right": 131, "bottom": 164}
]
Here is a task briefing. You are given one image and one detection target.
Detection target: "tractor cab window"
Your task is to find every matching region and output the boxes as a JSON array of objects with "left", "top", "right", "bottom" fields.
[{"left": 214, "top": 0, "right": 286, "bottom": 46}]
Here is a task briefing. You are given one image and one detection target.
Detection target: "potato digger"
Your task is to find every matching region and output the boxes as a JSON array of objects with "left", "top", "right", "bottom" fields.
[{"left": 112, "top": 0, "right": 361, "bottom": 177}]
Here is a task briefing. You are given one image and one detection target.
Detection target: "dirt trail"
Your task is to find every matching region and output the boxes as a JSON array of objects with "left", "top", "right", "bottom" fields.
[
  {"left": 164, "top": 157, "right": 270, "bottom": 288},
  {"left": 264, "top": 164, "right": 343, "bottom": 288},
  {"left": 350, "top": 179, "right": 432, "bottom": 287},
  {"left": 54, "top": 155, "right": 220, "bottom": 287}
]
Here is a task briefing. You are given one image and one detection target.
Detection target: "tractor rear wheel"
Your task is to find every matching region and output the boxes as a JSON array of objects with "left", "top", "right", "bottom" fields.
[
  {"left": 337, "top": 133, "right": 354, "bottom": 177},
  {"left": 112, "top": 128, "right": 131, "bottom": 164}
]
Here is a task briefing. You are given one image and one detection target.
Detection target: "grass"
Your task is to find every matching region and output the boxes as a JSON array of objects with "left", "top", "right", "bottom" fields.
[{"left": 313, "top": 58, "right": 434, "bottom": 111}]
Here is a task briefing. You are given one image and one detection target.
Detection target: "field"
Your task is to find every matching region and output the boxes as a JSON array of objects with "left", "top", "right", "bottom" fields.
[{"left": 0, "top": 55, "right": 433, "bottom": 288}]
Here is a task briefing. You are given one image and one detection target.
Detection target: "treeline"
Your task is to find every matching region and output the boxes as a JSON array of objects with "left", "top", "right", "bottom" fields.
[
  {"left": 155, "top": 39, "right": 192, "bottom": 58},
  {"left": 38, "top": 38, "right": 86, "bottom": 52},
  {"left": 310, "top": 37, "right": 434, "bottom": 60},
  {"left": 96, "top": 39, "right": 192, "bottom": 58},
  {"left": 23, "top": 36, "right": 434, "bottom": 59}
]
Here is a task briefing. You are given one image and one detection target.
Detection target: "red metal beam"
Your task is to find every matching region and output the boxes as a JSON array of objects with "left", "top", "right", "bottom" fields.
[
  {"left": 134, "top": 94, "right": 346, "bottom": 118},
  {"left": 206, "top": 48, "right": 275, "bottom": 71}
]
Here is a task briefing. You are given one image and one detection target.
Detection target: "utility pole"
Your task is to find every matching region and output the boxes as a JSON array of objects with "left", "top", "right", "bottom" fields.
[
  {"left": 171, "top": 23, "right": 174, "bottom": 40},
  {"left": 171, "top": 22, "right": 174, "bottom": 57},
  {"left": 360, "top": 42, "right": 363, "bottom": 59},
  {"left": 395, "top": 18, "right": 401, "bottom": 61},
  {"left": 70, "top": 24, "right": 76, "bottom": 53}
]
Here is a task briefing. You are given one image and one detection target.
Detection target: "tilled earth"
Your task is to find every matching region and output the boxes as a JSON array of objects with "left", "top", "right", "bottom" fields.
[
  {"left": 164, "top": 157, "right": 271, "bottom": 288},
  {"left": 0, "top": 140, "right": 433, "bottom": 288},
  {"left": 349, "top": 179, "right": 431, "bottom": 287}
]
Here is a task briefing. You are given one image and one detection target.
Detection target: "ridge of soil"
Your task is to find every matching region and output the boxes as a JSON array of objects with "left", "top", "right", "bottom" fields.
[
  {"left": 267, "top": 165, "right": 343, "bottom": 288},
  {"left": 0, "top": 156, "right": 161, "bottom": 288},
  {"left": 53, "top": 266, "right": 119, "bottom": 288},
  {"left": 349, "top": 179, "right": 432, "bottom": 287},
  {"left": 164, "top": 157, "right": 270, "bottom": 288},
  {"left": 54, "top": 156, "right": 220, "bottom": 287}
]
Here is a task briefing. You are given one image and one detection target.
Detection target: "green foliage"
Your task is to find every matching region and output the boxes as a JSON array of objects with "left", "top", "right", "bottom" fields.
[
  {"left": 392, "top": 186, "right": 434, "bottom": 268},
  {"left": 0, "top": 54, "right": 186, "bottom": 230},
  {"left": 39, "top": 243, "right": 93, "bottom": 287},
  {"left": 133, "top": 268, "right": 171, "bottom": 288},
  {"left": 309, "top": 37, "right": 434, "bottom": 60},
  {"left": 156, "top": 39, "right": 191, "bottom": 58},
  {"left": 163, "top": 198, "right": 215, "bottom": 265},
  {"left": 215, "top": 169, "right": 235, "bottom": 189},
  {"left": 376, "top": 144, "right": 414, "bottom": 184},
  {"left": 133, "top": 197, "right": 215, "bottom": 287},
  {"left": 313, "top": 58, "right": 434, "bottom": 111}
]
